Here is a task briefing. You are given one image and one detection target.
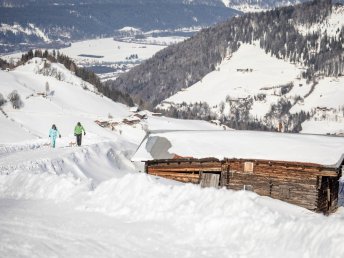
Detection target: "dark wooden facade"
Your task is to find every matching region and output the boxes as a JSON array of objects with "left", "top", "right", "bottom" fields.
[{"left": 145, "top": 158, "right": 343, "bottom": 213}]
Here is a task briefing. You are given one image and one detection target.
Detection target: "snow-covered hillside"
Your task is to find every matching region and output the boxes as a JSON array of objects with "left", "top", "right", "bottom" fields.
[
  {"left": 0, "top": 58, "right": 131, "bottom": 144},
  {"left": 2, "top": 57, "right": 344, "bottom": 257},
  {"left": 296, "top": 5, "right": 344, "bottom": 37},
  {"left": 220, "top": 0, "right": 304, "bottom": 12},
  {"left": 0, "top": 22, "right": 50, "bottom": 42},
  {"left": 158, "top": 42, "right": 344, "bottom": 134}
]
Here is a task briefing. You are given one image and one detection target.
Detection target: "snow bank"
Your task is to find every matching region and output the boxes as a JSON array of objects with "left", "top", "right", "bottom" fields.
[
  {"left": 0, "top": 141, "right": 137, "bottom": 202},
  {"left": 133, "top": 130, "right": 344, "bottom": 166},
  {"left": 59, "top": 173, "right": 344, "bottom": 257},
  {"left": 1, "top": 136, "right": 344, "bottom": 257}
]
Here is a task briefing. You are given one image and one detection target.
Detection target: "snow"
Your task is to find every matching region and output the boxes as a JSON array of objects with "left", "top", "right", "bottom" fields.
[
  {"left": 59, "top": 37, "right": 185, "bottom": 64},
  {"left": 301, "top": 120, "right": 344, "bottom": 135},
  {"left": 163, "top": 43, "right": 301, "bottom": 106},
  {"left": 295, "top": 5, "right": 344, "bottom": 38},
  {"left": 0, "top": 23, "right": 50, "bottom": 42},
  {"left": 28, "top": 23, "right": 50, "bottom": 42},
  {"left": 132, "top": 130, "right": 344, "bottom": 166},
  {"left": 159, "top": 42, "right": 344, "bottom": 135},
  {"left": 1, "top": 58, "right": 344, "bottom": 258},
  {"left": 290, "top": 77, "right": 344, "bottom": 113},
  {"left": 119, "top": 26, "right": 141, "bottom": 32},
  {"left": 145, "top": 115, "right": 224, "bottom": 132},
  {"left": 0, "top": 58, "right": 130, "bottom": 144},
  {"left": 160, "top": 43, "right": 302, "bottom": 117},
  {"left": 220, "top": 0, "right": 267, "bottom": 12},
  {"left": 2, "top": 169, "right": 344, "bottom": 257},
  {"left": 0, "top": 115, "right": 35, "bottom": 143}
]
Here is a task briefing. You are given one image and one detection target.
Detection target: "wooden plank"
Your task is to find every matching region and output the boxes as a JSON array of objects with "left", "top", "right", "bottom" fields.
[
  {"left": 200, "top": 173, "right": 220, "bottom": 188},
  {"left": 148, "top": 171, "right": 200, "bottom": 179},
  {"left": 149, "top": 166, "right": 222, "bottom": 172}
]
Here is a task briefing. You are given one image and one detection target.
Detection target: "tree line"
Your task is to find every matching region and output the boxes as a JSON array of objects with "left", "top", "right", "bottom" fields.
[{"left": 106, "top": 0, "right": 343, "bottom": 107}]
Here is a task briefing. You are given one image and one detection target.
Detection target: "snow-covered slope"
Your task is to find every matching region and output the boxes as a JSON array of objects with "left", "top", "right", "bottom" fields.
[
  {"left": 0, "top": 57, "right": 131, "bottom": 143},
  {"left": 159, "top": 42, "right": 344, "bottom": 134},
  {"left": 220, "top": 0, "right": 305, "bottom": 12},
  {"left": 296, "top": 5, "right": 344, "bottom": 37},
  {"left": 0, "top": 23, "right": 50, "bottom": 42},
  {"left": 162, "top": 43, "right": 300, "bottom": 108},
  {"left": 1, "top": 57, "right": 344, "bottom": 258}
]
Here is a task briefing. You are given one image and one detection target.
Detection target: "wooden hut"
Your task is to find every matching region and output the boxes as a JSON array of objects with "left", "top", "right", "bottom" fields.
[{"left": 132, "top": 130, "right": 344, "bottom": 213}]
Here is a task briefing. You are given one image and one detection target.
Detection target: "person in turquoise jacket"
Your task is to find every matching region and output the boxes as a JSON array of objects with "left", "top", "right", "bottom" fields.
[
  {"left": 74, "top": 122, "right": 86, "bottom": 146},
  {"left": 49, "top": 124, "right": 61, "bottom": 148}
]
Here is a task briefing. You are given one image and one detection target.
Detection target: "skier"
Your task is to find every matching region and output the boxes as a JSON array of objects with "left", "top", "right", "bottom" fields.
[
  {"left": 49, "top": 124, "right": 61, "bottom": 148},
  {"left": 74, "top": 122, "right": 86, "bottom": 146}
]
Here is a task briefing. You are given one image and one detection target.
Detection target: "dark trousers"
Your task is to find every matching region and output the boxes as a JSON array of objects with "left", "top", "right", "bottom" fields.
[{"left": 76, "top": 134, "right": 82, "bottom": 146}]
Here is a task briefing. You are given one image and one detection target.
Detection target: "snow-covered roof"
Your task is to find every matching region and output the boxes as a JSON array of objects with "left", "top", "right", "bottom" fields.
[{"left": 132, "top": 130, "right": 344, "bottom": 167}]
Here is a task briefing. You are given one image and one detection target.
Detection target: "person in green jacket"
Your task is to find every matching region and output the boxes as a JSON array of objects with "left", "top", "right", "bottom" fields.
[{"left": 74, "top": 122, "right": 86, "bottom": 146}]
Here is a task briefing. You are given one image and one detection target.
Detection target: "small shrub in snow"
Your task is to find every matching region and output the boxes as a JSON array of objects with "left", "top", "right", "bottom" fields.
[
  {"left": 45, "top": 82, "right": 50, "bottom": 95},
  {"left": 0, "top": 93, "right": 6, "bottom": 106},
  {"left": 81, "top": 82, "right": 88, "bottom": 90},
  {"left": 7, "top": 90, "right": 23, "bottom": 109},
  {"left": 254, "top": 93, "right": 266, "bottom": 101}
]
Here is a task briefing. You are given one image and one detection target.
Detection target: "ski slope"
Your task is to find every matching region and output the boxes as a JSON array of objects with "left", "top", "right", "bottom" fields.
[{"left": 1, "top": 58, "right": 344, "bottom": 257}]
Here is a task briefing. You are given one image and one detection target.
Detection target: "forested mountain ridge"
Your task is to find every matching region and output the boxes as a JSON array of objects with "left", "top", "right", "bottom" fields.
[
  {"left": 0, "top": 0, "right": 240, "bottom": 54},
  {"left": 106, "top": 0, "right": 343, "bottom": 107},
  {"left": 104, "top": 0, "right": 344, "bottom": 134}
]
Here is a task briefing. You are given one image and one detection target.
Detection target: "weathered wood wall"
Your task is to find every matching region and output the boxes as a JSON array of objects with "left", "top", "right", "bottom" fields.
[{"left": 146, "top": 158, "right": 341, "bottom": 213}]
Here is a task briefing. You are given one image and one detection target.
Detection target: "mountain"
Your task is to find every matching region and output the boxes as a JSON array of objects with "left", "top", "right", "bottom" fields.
[
  {"left": 0, "top": 0, "right": 240, "bottom": 54},
  {"left": 219, "top": 0, "right": 308, "bottom": 12},
  {"left": 105, "top": 0, "right": 344, "bottom": 134}
]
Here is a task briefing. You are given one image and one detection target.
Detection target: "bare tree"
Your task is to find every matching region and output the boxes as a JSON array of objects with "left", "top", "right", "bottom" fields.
[{"left": 7, "top": 90, "right": 23, "bottom": 109}]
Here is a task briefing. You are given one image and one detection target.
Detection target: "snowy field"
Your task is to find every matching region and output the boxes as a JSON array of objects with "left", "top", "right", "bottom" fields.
[
  {"left": 59, "top": 37, "right": 170, "bottom": 64},
  {"left": 1, "top": 57, "right": 344, "bottom": 257},
  {"left": 59, "top": 36, "right": 186, "bottom": 80},
  {"left": 2, "top": 35, "right": 187, "bottom": 81}
]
